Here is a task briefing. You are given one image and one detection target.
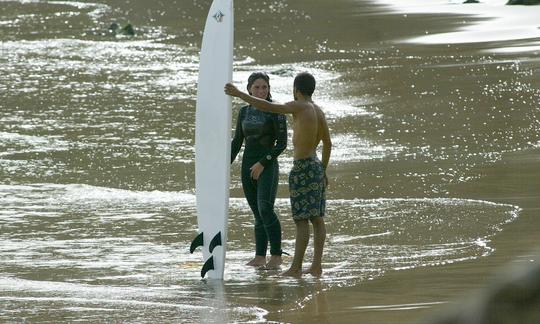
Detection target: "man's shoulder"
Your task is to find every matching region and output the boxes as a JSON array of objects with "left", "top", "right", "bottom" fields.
[
  {"left": 312, "top": 103, "right": 326, "bottom": 115},
  {"left": 286, "top": 100, "right": 312, "bottom": 110},
  {"left": 309, "top": 101, "right": 321, "bottom": 109}
]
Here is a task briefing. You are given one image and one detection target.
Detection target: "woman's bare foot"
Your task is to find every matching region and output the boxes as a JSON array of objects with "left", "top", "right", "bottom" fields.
[
  {"left": 264, "top": 255, "right": 282, "bottom": 270},
  {"left": 302, "top": 265, "right": 322, "bottom": 277},
  {"left": 281, "top": 267, "right": 303, "bottom": 277},
  {"left": 246, "top": 255, "right": 266, "bottom": 267}
]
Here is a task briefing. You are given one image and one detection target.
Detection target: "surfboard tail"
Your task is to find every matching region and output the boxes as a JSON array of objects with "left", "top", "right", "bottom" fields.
[
  {"left": 190, "top": 232, "right": 204, "bottom": 254},
  {"left": 190, "top": 231, "right": 223, "bottom": 278},
  {"left": 201, "top": 255, "right": 215, "bottom": 278},
  {"left": 209, "top": 231, "right": 222, "bottom": 253}
]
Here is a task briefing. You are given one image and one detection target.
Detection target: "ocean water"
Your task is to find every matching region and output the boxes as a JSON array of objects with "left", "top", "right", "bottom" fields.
[{"left": 1, "top": 0, "right": 539, "bottom": 322}]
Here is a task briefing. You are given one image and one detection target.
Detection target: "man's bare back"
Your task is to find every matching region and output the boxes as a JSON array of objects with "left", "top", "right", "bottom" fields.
[
  {"left": 291, "top": 101, "right": 318, "bottom": 160},
  {"left": 292, "top": 102, "right": 330, "bottom": 163}
]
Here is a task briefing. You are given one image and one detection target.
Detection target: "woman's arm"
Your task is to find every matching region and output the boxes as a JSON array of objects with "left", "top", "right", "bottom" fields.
[{"left": 230, "top": 106, "right": 245, "bottom": 163}]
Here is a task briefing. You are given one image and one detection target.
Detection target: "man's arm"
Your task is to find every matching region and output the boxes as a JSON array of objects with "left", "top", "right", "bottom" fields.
[
  {"left": 225, "top": 83, "right": 300, "bottom": 114},
  {"left": 318, "top": 108, "right": 332, "bottom": 170}
]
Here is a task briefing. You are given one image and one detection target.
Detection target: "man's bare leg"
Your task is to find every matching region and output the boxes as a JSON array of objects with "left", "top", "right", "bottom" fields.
[
  {"left": 303, "top": 216, "right": 326, "bottom": 277},
  {"left": 282, "top": 219, "right": 310, "bottom": 277},
  {"left": 264, "top": 255, "right": 282, "bottom": 270},
  {"left": 246, "top": 255, "right": 266, "bottom": 267}
]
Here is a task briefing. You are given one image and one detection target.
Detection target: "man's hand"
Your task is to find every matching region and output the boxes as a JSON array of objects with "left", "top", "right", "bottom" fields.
[{"left": 224, "top": 83, "right": 243, "bottom": 98}]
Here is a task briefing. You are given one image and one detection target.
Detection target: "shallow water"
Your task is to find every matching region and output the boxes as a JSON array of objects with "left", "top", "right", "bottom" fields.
[
  {"left": 1, "top": 0, "right": 540, "bottom": 322},
  {"left": 0, "top": 183, "right": 519, "bottom": 321}
]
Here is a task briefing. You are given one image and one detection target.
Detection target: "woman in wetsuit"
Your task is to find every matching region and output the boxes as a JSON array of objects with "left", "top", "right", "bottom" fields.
[{"left": 231, "top": 72, "right": 287, "bottom": 269}]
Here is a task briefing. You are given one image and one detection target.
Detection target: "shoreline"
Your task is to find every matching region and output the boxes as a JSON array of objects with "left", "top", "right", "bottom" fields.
[
  {"left": 371, "top": 0, "right": 540, "bottom": 50},
  {"left": 266, "top": 0, "right": 540, "bottom": 322},
  {"left": 269, "top": 146, "right": 540, "bottom": 324}
]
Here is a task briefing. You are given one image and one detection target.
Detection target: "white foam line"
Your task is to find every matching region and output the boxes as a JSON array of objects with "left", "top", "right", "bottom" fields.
[
  {"left": 329, "top": 197, "right": 520, "bottom": 210},
  {"left": 0, "top": 296, "right": 210, "bottom": 310},
  {"left": 332, "top": 232, "right": 393, "bottom": 243},
  {"left": 372, "top": 0, "right": 540, "bottom": 49},
  {"left": 0, "top": 277, "right": 202, "bottom": 302},
  {"left": 0, "top": 184, "right": 523, "bottom": 214},
  {"left": 352, "top": 301, "right": 448, "bottom": 310},
  {"left": 491, "top": 44, "right": 540, "bottom": 54},
  {"left": 62, "top": 306, "right": 117, "bottom": 312}
]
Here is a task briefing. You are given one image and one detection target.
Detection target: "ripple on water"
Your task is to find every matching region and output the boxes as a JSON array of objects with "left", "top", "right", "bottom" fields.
[
  {"left": 0, "top": 184, "right": 519, "bottom": 316},
  {"left": 1, "top": 38, "right": 199, "bottom": 97}
]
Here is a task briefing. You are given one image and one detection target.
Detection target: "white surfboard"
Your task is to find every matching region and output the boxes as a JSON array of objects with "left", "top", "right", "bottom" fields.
[{"left": 191, "top": 0, "right": 233, "bottom": 279}]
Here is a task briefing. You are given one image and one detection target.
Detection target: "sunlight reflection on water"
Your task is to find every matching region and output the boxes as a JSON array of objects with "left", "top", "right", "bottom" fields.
[
  {"left": 2, "top": 0, "right": 538, "bottom": 321},
  {"left": 0, "top": 183, "right": 519, "bottom": 320}
]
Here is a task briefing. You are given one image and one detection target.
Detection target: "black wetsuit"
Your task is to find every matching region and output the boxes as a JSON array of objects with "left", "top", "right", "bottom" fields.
[{"left": 231, "top": 105, "right": 287, "bottom": 256}]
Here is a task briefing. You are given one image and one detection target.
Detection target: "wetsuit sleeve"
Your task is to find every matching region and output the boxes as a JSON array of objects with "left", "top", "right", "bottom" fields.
[
  {"left": 258, "top": 113, "right": 287, "bottom": 167},
  {"left": 230, "top": 107, "right": 245, "bottom": 163}
]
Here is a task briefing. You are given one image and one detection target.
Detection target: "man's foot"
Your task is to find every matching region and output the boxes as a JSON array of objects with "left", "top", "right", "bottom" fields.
[
  {"left": 281, "top": 267, "right": 303, "bottom": 277},
  {"left": 302, "top": 265, "right": 323, "bottom": 277},
  {"left": 264, "top": 255, "right": 282, "bottom": 270},
  {"left": 246, "top": 256, "right": 266, "bottom": 267}
]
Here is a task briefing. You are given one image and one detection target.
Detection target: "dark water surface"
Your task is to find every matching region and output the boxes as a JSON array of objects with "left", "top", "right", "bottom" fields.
[{"left": 1, "top": 0, "right": 539, "bottom": 322}]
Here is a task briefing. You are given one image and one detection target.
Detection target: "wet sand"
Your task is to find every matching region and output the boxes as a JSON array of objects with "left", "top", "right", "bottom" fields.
[
  {"left": 263, "top": 1, "right": 540, "bottom": 323},
  {"left": 270, "top": 147, "right": 540, "bottom": 323}
]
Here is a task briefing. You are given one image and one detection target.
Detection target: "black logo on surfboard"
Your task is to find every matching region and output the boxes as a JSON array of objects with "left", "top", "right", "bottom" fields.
[{"left": 213, "top": 10, "right": 225, "bottom": 23}]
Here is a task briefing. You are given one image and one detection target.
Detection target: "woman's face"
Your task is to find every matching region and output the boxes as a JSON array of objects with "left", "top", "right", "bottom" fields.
[{"left": 249, "top": 78, "right": 270, "bottom": 99}]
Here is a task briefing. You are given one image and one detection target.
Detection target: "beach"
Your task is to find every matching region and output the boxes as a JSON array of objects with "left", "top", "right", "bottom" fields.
[
  {"left": 271, "top": 147, "right": 540, "bottom": 323},
  {"left": 271, "top": 1, "right": 540, "bottom": 322},
  {"left": 1, "top": 0, "right": 540, "bottom": 322}
]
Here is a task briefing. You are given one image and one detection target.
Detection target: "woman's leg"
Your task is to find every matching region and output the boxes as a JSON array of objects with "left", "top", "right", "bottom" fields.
[
  {"left": 242, "top": 159, "right": 267, "bottom": 266},
  {"left": 256, "top": 161, "right": 282, "bottom": 268}
]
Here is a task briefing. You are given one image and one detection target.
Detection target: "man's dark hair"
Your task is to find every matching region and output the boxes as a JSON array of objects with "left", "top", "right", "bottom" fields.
[{"left": 293, "top": 72, "right": 316, "bottom": 97}]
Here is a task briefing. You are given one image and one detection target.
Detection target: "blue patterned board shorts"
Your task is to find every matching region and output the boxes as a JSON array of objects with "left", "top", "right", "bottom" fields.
[{"left": 289, "top": 156, "right": 326, "bottom": 221}]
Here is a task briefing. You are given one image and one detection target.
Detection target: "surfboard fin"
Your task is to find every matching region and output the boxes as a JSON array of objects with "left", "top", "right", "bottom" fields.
[
  {"left": 201, "top": 256, "right": 214, "bottom": 278},
  {"left": 209, "top": 232, "right": 222, "bottom": 253},
  {"left": 190, "top": 232, "right": 204, "bottom": 254}
]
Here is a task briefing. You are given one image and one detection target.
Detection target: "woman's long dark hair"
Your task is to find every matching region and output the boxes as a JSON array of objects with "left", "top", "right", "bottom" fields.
[{"left": 247, "top": 72, "right": 272, "bottom": 101}]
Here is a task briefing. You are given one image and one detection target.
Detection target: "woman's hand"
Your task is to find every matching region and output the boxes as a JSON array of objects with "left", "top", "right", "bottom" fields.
[{"left": 250, "top": 162, "right": 265, "bottom": 180}]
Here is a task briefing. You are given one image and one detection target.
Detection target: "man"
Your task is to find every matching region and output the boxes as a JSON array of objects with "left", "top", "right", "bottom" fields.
[{"left": 225, "top": 72, "right": 332, "bottom": 277}]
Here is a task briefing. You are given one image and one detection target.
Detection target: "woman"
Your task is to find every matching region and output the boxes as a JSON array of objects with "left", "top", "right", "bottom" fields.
[{"left": 231, "top": 72, "right": 287, "bottom": 269}]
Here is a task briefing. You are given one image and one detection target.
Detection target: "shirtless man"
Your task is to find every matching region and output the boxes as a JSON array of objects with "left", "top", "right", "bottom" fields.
[{"left": 225, "top": 72, "right": 332, "bottom": 277}]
